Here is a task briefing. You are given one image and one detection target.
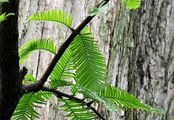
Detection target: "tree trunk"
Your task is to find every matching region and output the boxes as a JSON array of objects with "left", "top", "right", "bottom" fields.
[
  {"left": 18, "top": 0, "right": 174, "bottom": 120},
  {"left": 107, "top": 0, "right": 174, "bottom": 120},
  {"left": 0, "top": 0, "right": 20, "bottom": 120}
]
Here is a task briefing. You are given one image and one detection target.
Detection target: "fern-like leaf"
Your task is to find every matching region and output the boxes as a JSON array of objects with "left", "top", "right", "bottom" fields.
[
  {"left": 70, "top": 27, "right": 106, "bottom": 91},
  {"left": 59, "top": 99, "right": 96, "bottom": 120},
  {"left": 29, "top": 9, "right": 72, "bottom": 28},
  {"left": 12, "top": 91, "right": 51, "bottom": 120},
  {"left": 19, "top": 39, "right": 57, "bottom": 64},
  {"left": 98, "top": 85, "right": 159, "bottom": 112},
  {"left": 73, "top": 85, "right": 161, "bottom": 113},
  {"left": 50, "top": 47, "right": 74, "bottom": 88},
  {"left": 71, "top": 85, "right": 120, "bottom": 112}
]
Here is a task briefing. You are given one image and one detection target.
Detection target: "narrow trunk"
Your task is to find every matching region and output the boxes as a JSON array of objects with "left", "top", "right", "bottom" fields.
[{"left": 0, "top": 0, "right": 20, "bottom": 119}]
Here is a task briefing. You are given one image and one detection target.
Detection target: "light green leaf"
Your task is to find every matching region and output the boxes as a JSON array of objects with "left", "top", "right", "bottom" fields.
[
  {"left": 98, "top": 85, "right": 160, "bottom": 112},
  {"left": 22, "top": 73, "right": 37, "bottom": 85},
  {"left": 19, "top": 39, "right": 57, "bottom": 64},
  {"left": 29, "top": 9, "right": 72, "bottom": 28},
  {"left": 73, "top": 85, "right": 161, "bottom": 113},
  {"left": 49, "top": 47, "right": 74, "bottom": 88},
  {"left": 12, "top": 91, "right": 51, "bottom": 120},
  {"left": 72, "top": 85, "right": 121, "bottom": 112},
  {"left": 58, "top": 99, "right": 96, "bottom": 120},
  {"left": 0, "top": 14, "right": 6, "bottom": 23},
  {"left": 0, "top": 0, "right": 8, "bottom": 3},
  {"left": 122, "top": 0, "right": 141, "bottom": 9},
  {"left": 0, "top": 13, "right": 14, "bottom": 23},
  {"left": 70, "top": 27, "right": 107, "bottom": 92}
]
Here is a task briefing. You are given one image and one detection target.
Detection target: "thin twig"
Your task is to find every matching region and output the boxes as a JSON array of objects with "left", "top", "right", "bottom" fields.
[
  {"left": 19, "top": 67, "right": 28, "bottom": 83},
  {"left": 41, "top": 87, "right": 106, "bottom": 120},
  {"left": 22, "top": 0, "right": 110, "bottom": 93}
]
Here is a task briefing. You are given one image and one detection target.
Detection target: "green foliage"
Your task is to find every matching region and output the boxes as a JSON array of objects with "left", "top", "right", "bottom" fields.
[
  {"left": 72, "top": 86, "right": 120, "bottom": 112},
  {"left": 22, "top": 73, "right": 37, "bottom": 85},
  {"left": 122, "top": 0, "right": 141, "bottom": 9},
  {"left": 59, "top": 99, "right": 95, "bottom": 120},
  {"left": 19, "top": 39, "right": 57, "bottom": 64},
  {"left": 0, "top": 13, "right": 6, "bottom": 23},
  {"left": 0, "top": 13, "right": 14, "bottom": 23},
  {"left": 89, "top": 0, "right": 141, "bottom": 16},
  {"left": 12, "top": 91, "right": 51, "bottom": 120},
  {"left": 89, "top": 1, "right": 109, "bottom": 16},
  {"left": 72, "top": 85, "right": 160, "bottom": 113},
  {"left": 71, "top": 27, "right": 106, "bottom": 91},
  {"left": 29, "top": 9, "right": 72, "bottom": 28},
  {"left": 0, "top": 0, "right": 8, "bottom": 3},
  {"left": 49, "top": 27, "right": 107, "bottom": 91},
  {"left": 15, "top": 7, "right": 161, "bottom": 120},
  {"left": 50, "top": 47, "right": 74, "bottom": 88},
  {"left": 98, "top": 85, "right": 159, "bottom": 112}
]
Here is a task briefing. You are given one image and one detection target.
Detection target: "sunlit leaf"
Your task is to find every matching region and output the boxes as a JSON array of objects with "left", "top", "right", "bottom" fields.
[
  {"left": 19, "top": 39, "right": 56, "bottom": 64},
  {"left": 0, "top": 13, "right": 14, "bottom": 23},
  {"left": 0, "top": 0, "right": 9, "bottom": 3},
  {"left": 29, "top": 9, "right": 72, "bottom": 28},
  {"left": 122, "top": 0, "right": 141, "bottom": 9}
]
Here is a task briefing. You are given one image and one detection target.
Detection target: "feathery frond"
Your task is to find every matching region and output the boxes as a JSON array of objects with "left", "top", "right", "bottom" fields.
[
  {"left": 12, "top": 91, "right": 51, "bottom": 120},
  {"left": 70, "top": 27, "right": 106, "bottom": 91},
  {"left": 98, "top": 85, "right": 159, "bottom": 112},
  {"left": 49, "top": 47, "right": 74, "bottom": 88},
  {"left": 29, "top": 9, "right": 72, "bottom": 28},
  {"left": 71, "top": 85, "right": 120, "bottom": 112},
  {"left": 73, "top": 85, "right": 161, "bottom": 113},
  {"left": 59, "top": 99, "right": 96, "bottom": 120},
  {"left": 19, "top": 39, "right": 57, "bottom": 64}
]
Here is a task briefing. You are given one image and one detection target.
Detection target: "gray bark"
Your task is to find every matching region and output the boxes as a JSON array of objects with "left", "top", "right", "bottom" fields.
[
  {"left": 18, "top": 0, "right": 174, "bottom": 120},
  {"left": 107, "top": 0, "right": 174, "bottom": 120}
]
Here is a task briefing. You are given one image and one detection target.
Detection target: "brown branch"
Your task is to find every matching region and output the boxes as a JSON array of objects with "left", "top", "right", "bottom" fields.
[
  {"left": 22, "top": 16, "right": 93, "bottom": 93},
  {"left": 22, "top": 0, "right": 110, "bottom": 93},
  {"left": 19, "top": 67, "right": 28, "bottom": 83},
  {"left": 21, "top": 1, "right": 110, "bottom": 119},
  {"left": 41, "top": 87, "right": 106, "bottom": 120}
]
